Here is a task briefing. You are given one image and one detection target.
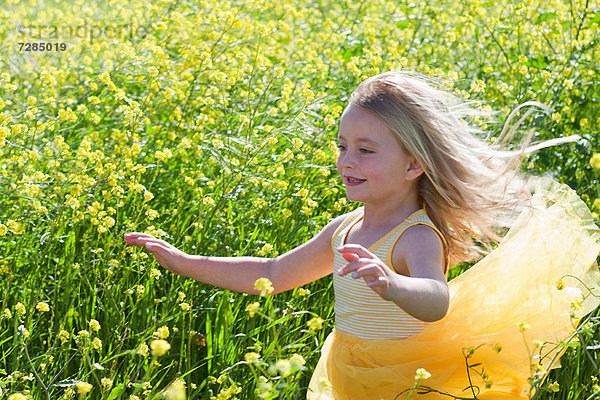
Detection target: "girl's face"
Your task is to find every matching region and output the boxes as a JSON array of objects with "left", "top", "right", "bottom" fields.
[{"left": 336, "top": 104, "right": 422, "bottom": 207}]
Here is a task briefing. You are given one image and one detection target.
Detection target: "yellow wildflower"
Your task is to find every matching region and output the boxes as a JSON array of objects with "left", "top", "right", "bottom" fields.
[
  {"left": 138, "top": 343, "right": 149, "bottom": 356},
  {"left": 7, "top": 220, "right": 25, "bottom": 235},
  {"left": 1, "top": 308, "right": 12, "bottom": 319},
  {"left": 254, "top": 278, "right": 274, "bottom": 296},
  {"left": 547, "top": 381, "right": 560, "bottom": 392},
  {"left": 163, "top": 379, "right": 186, "bottom": 400},
  {"left": 36, "top": 302, "right": 50, "bottom": 312},
  {"left": 307, "top": 317, "right": 324, "bottom": 331},
  {"left": 15, "top": 302, "right": 26, "bottom": 316},
  {"left": 75, "top": 381, "right": 93, "bottom": 396},
  {"left": 101, "top": 378, "right": 113, "bottom": 389},
  {"left": 154, "top": 325, "right": 170, "bottom": 339},
  {"left": 246, "top": 302, "right": 260, "bottom": 317},
  {"left": 517, "top": 322, "right": 531, "bottom": 332},
  {"left": 8, "top": 393, "right": 28, "bottom": 400},
  {"left": 415, "top": 368, "right": 432, "bottom": 380},
  {"left": 590, "top": 153, "right": 600, "bottom": 169},
  {"left": 58, "top": 330, "right": 70, "bottom": 344},
  {"left": 89, "top": 319, "right": 101, "bottom": 332},
  {"left": 275, "top": 359, "right": 292, "bottom": 376},
  {"left": 150, "top": 339, "right": 171, "bottom": 356},
  {"left": 150, "top": 268, "right": 162, "bottom": 279},
  {"left": 92, "top": 337, "right": 102, "bottom": 350},
  {"left": 244, "top": 352, "right": 261, "bottom": 363}
]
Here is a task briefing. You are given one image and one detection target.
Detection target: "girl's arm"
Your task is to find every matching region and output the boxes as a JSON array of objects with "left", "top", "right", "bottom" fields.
[
  {"left": 123, "top": 213, "right": 348, "bottom": 295},
  {"left": 337, "top": 224, "right": 449, "bottom": 322}
]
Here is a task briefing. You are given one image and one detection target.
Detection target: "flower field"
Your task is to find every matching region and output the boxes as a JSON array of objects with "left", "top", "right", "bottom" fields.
[{"left": 1, "top": 0, "right": 600, "bottom": 398}]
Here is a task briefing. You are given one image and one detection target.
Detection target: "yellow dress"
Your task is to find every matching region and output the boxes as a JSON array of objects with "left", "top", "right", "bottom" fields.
[{"left": 307, "top": 179, "right": 600, "bottom": 400}]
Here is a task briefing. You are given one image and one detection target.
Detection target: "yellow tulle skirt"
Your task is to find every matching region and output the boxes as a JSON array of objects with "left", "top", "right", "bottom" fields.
[{"left": 307, "top": 180, "right": 600, "bottom": 400}]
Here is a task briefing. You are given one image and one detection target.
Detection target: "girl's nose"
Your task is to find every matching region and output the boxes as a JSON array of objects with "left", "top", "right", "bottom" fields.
[{"left": 337, "top": 151, "right": 355, "bottom": 169}]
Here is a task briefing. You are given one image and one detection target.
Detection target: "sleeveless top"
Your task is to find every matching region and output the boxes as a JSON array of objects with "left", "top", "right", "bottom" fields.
[{"left": 331, "top": 207, "right": 447, "bottom": 340}]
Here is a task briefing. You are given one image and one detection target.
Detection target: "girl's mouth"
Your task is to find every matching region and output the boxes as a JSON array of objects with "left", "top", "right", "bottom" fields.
[{"left": 345, "top": 177, "right": 366, "bottom": 185}]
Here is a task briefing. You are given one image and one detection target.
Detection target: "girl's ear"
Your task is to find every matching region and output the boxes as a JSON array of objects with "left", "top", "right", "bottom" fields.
[{"left": 405, "top": 158, "right": 424, "bottom": 181}]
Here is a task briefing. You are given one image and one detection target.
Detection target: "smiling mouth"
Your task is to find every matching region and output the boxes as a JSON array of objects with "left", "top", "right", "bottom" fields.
[{"left": 345, "top": 177, "right": 366, "bottom": 183}]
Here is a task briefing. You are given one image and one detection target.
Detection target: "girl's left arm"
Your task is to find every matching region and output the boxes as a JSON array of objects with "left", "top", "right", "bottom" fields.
[{"left": 337, "top": 225, "right": 449, "bottom": 322}]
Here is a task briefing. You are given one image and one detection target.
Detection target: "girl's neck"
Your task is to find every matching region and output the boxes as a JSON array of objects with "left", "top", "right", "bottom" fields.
[{"left": 361, "top": 194, "right": 421, "bottom": 231}]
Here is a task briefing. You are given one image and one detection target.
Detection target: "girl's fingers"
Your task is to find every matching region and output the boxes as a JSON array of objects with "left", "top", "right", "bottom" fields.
[
  {"left": 338, "top": 261, "right": 378, "bottom": 277},
  {"left": 337, "top": 244, "right": 376, "bottom": 259},
  {"left": 341, "top": 252, "right": 359, "bottom": 262}
]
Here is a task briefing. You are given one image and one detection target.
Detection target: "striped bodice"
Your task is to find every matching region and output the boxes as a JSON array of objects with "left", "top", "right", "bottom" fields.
[{"left": 332, "top": 207, "right": 444, "bottom": 339}]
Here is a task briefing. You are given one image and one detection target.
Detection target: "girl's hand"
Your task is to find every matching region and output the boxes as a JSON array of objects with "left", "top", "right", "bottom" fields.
[
  {"left": 124, "top": 233, "right": 189, "bottom": 275},
  {"left": 336, "top": 244, "right": 398, "bottom": 301}
]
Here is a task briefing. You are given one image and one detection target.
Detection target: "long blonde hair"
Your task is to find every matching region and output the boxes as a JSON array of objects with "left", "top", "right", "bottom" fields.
[{"left": 349, "top": 70, "right": 573, "bottom": 266}]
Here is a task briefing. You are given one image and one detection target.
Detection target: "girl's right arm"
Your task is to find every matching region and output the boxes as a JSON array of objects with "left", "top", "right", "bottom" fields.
[{"left": 123, "top": 213, "right": 348, "bottom": 295}]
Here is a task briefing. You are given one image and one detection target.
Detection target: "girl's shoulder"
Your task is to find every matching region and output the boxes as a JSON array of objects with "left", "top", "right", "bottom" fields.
[{"left": 391, "top": 223, "right": 447, "bottom": 277}]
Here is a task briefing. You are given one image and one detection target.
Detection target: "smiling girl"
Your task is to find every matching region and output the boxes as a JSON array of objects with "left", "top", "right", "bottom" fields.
[{"left": 125, "top": 71, "right": 600, "bottom": 399}]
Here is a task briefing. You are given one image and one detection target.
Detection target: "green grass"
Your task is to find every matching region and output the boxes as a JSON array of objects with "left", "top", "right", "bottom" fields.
[{"left": 0, "top": 0, "right": 600, "bottom": 398}]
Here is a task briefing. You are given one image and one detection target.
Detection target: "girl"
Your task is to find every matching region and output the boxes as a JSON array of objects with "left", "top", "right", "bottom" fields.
[{"left": 124, "top": 71, "right": 600, "bottom": 399}]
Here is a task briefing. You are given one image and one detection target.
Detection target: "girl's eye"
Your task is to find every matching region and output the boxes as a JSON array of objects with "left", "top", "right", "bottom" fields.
[
  {"left": 359, "top": 148, "right": 373, "bottom": 154},
  {"left": 337, "top": 144, "right": 346, "bottom": 151}
]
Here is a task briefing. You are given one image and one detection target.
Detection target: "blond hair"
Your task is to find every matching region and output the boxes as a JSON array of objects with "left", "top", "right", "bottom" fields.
[{"left": 349, "top": 70, "right": 573, "bottom": 265}]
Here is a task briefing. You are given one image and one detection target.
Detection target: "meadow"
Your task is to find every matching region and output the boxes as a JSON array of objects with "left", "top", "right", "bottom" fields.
[{"left": 1, "top": 0, "right": 600, "bottom": 398}]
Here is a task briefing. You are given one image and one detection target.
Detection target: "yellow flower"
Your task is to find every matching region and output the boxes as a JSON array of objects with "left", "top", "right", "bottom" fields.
[
  {"left": 244, "top": 352, "right": 261, "bottom": 363},
  {"left": 8, "top": 393, "right": 28, "bottom": 400},
  {"left": 101, "top": 378, "right": 113, "bottom": 389},
  {"left": 547, "top": 381, "right": 560, "bottom": 392},
  {"left": 58, "top": 329, "right": 70, "bottom": 343},
  {"left": 179, "top": 302, "right": 190, "bottom": 311},
  {"left": 289, "top": 353, "right": 305, "bottom": 369},
  {"left": 150, "top": 268, "right": 162, "bottom": 279},
  {"left": 138, "top": 343, "right": 149, "bottom": 356},
  {"left": 76, "top": 381, "right": 93, "bottom": 396},
  {"left": 7, "top": 220, "right": 25, "bottom": 235},
  {"left": 15, "top": 302, "right": 26, "bottom": 315},
  {"left": 254, "top": 278, "right": 274, "bottom": 296},
  {"left": 590, "top": 153, "right": 600, "bottom": 169},
  {"left": 493, "top": 343, "right": 503, "bottom": 353},
  {"left": 92, "top": 337, "right": 102, "bottom": 350},
  {"left": 275, "top": 359, "right": 291, "bottom": 376},
  {"left": 297, "top": 288, "right": 311, "bottom": 296},
  {"left": 307, "top": 317, "right": 324, "bottom": 331},
  {"left": 150, "top": 339, "right": 171, "bottom": 356},
  {"left": 517, "top": 322, "right": 531, "bottom": 332},
  {"left": 296, "top": 188, "right": 309, "bottom": 198},
  {"left": 36, "top": 302, "right": 50, "bottom": 312},
  {"left": 177, "top": 291, "right": 186, "bottom": 301},
  {"left": 163, "top": 379, "right": 186, "bottom": 400},
  {"left": 99, "top": 72, "right": 111, "bottom": 84},
  {"left": 245, "top": 302, "right": 260, "bottom": 317},
  {"left": 257, "top": 376, "right": 274, "bottom": 399},
  {"left": 154, "top": 326, "right": 170, "bottom": 339},
  {"left": 556, "top": 279, "right": 565, "bottom": 291},
  {"left": 89, "top": 319, "right": 101, "bottom": 332},
  {"left": 77, "top": 330, "right": 90, "bottom": 341},
  {"left": 144, "top": 190, "right": 154, "bottom": 202},
  {"left": 415, "top": 368, "right": 432, "bottom": 380}
]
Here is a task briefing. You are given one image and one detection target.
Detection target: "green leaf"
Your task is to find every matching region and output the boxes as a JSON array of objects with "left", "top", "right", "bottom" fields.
[{"left": 106, "top": 383, "right": 126, "bottom": 400}]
